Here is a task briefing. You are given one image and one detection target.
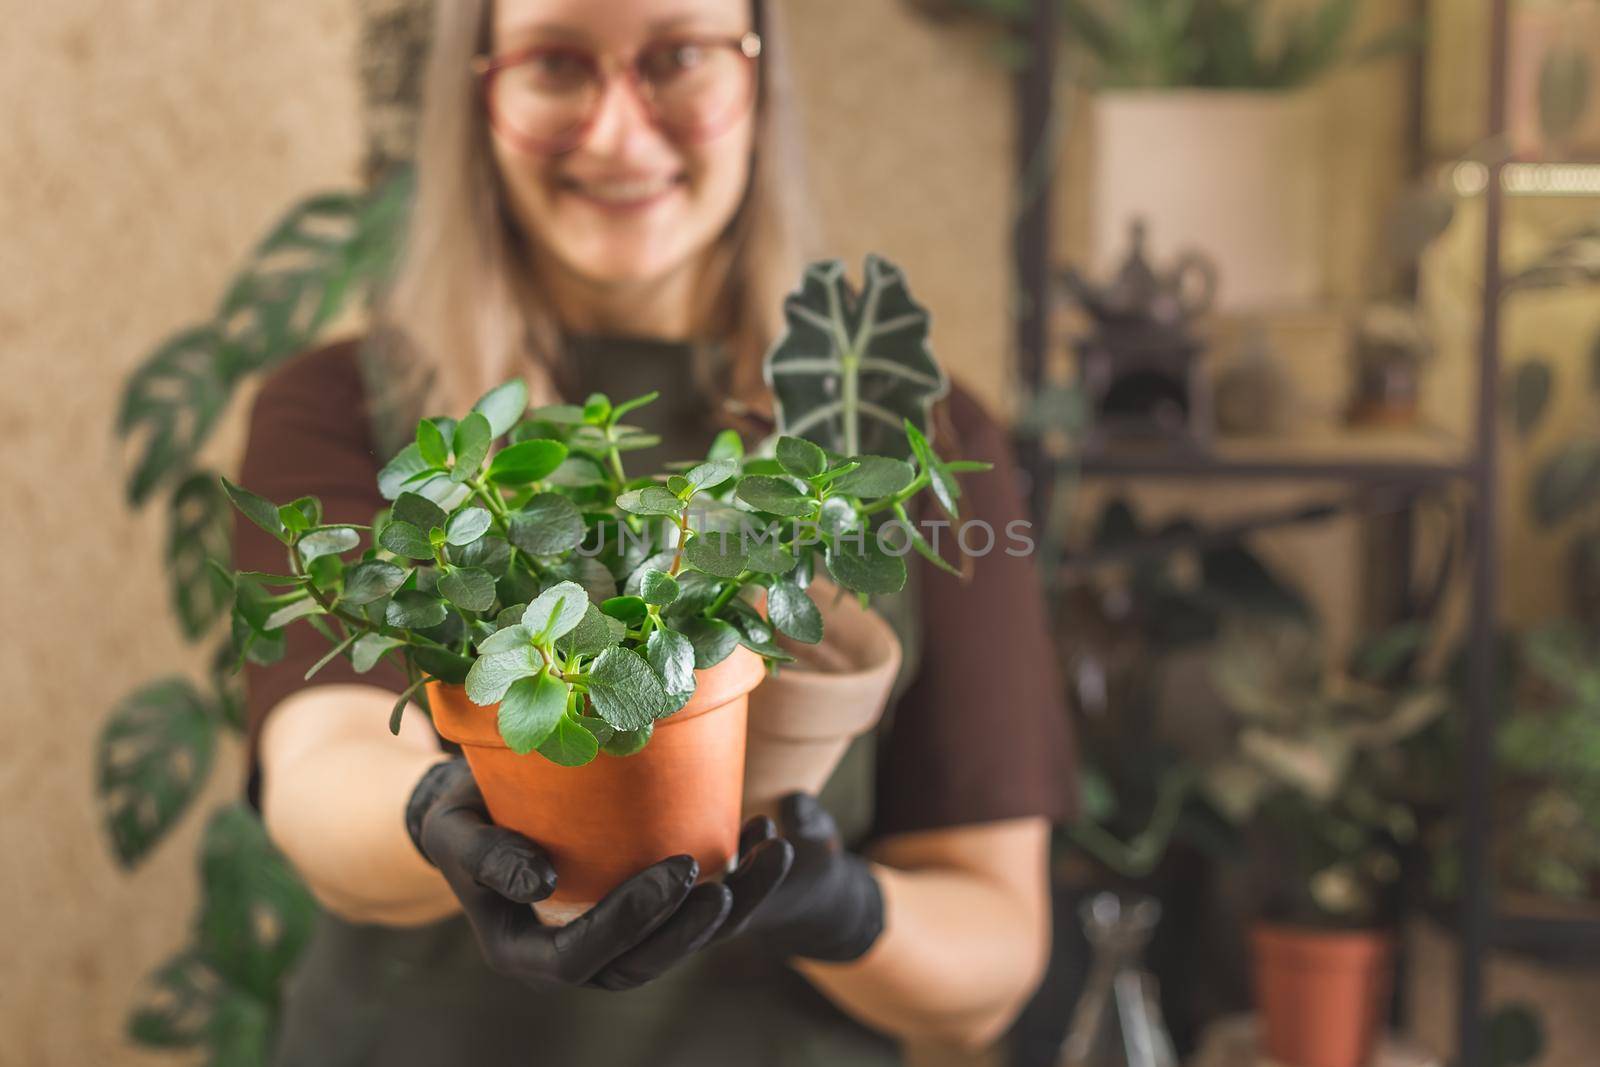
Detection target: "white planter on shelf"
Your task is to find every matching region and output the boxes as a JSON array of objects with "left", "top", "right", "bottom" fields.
[{"left": 1091, "top": 89, "right": 1325, "bottom": 312}]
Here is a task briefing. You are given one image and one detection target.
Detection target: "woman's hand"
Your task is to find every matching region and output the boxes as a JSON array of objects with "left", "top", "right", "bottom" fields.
[{"left": 405, "top": 759, "right": 792, "bottom": 991}]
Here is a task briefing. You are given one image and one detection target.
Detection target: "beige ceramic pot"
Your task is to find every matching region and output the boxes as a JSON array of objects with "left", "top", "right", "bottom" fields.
[{"left": 742, "top": 578, "right": 903, "bottom": 817}]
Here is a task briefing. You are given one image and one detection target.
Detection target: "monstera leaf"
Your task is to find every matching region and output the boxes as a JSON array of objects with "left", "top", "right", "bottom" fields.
[{"left": 765, "top": 255, "right": 948, "bottom": 459}]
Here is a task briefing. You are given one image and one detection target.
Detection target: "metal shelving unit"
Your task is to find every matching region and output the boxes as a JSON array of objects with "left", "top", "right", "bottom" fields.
[{"left": 1009, "top": 1, "right": 1597, "bottom": 1064}]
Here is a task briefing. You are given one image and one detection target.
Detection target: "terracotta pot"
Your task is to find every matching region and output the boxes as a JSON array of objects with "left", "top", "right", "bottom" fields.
[
  {"left": 1251, "top": 923, "right": 1394, "bottom": 1067},
  {"left": 428, "top": 646, "right": 766, "bottom": 925},
  {"left": 742, "top": 579, "right": 903, "bottom": 816}
]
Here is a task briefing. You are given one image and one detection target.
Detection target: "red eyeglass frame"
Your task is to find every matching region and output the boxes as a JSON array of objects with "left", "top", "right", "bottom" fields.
[{"left": 471, "top": 31, "right": 763, "bottom": 155}]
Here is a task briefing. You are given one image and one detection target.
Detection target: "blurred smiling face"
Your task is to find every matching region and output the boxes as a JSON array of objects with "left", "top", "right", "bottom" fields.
[{"left": 486, "top": 0, "right": 758, "bottom": 289}]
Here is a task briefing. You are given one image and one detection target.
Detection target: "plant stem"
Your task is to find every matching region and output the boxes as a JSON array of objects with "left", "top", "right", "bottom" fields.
[{"left": 705, "top": 570, "right": 754, "bottom": 618}]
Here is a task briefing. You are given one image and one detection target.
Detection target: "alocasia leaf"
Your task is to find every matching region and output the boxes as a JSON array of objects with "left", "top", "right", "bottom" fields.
[{"left": 765, "top": 255, "right": 948, "bottom": 459}]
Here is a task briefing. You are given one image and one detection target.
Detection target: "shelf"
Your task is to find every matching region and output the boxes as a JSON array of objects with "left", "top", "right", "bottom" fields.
[{"left": 1067, "top": 429, "right": 1470, "bottom": 485}]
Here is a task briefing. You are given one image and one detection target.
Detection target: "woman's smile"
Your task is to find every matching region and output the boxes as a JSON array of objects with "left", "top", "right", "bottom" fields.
[{"left": 555, "top": 171, "right": 688, "bottom": 213}]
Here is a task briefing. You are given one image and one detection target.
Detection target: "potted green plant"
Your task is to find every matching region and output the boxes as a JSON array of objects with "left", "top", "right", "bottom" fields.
[
  {"left": 1059, "top": 0, "right": 1415, "bottom": 310},
  {"left": 219, "top": 255, "right": 988, "bottom": 923},
  {"left": 1203, "top": 617, "right": 1447, "bottom": 1067}
]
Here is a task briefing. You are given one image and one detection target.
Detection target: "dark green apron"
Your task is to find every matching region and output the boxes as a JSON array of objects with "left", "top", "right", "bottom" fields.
[{"left": 270, "top": 338, "right": 924, "bottom": 1066}]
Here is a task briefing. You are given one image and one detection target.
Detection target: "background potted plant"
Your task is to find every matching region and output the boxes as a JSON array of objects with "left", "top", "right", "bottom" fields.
[
  {"left": 1203, "top": 616, "right": 1447, "bottom": 1067},
  {"left": 217, "top": 254, "right": 986, "bottom": 923},
  {"left": 1058, "top": 0, "right": 1417, "bottom": 311}
]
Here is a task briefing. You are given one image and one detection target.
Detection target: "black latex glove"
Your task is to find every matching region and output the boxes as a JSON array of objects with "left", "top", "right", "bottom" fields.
[
  {"left": 405, "top": 758, "right": 793, "bottom": 991},
  {"left": 735, "top": 792, "right": 885, "bottom": 963}
]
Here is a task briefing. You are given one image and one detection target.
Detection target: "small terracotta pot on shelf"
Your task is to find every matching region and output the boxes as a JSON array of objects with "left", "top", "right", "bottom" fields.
[
  {"left": 1251, "top": 922, "right": 1394, "bottom": 1067},
  {"left": 428, "top": 646, "right": 766, "bottom": 926},
  {"left": 742, "top": 578, "right": 903, "bottom": 817}
]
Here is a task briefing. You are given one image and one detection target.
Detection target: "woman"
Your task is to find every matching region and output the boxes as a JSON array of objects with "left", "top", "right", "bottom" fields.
[{"left": 235, "top": 0, "right": 1075, "bottom": 1062}]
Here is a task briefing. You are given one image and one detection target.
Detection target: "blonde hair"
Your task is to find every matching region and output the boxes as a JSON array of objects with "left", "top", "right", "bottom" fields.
[{"left": 366, "top": 0, "right": 808, "bottom": 452}]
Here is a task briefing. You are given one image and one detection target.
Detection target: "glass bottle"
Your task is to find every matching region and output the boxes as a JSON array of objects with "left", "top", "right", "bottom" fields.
[{"left": 1057, "top": 892, "right": 1178, "bottom": 1067}]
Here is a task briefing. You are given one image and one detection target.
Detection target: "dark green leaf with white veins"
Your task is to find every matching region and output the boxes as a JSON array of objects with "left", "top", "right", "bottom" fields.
[
  {"left": 767, "top": 580, "right": 823, "bottom": 643},
  {"left": 497, "top": 671, "right": 570, "bottom": 754},
  {"left": 168, "top": 472, "right": 233, "bottom": 640},
  {"left": 826, "top": 535, "right": 908, "bottom": 595},
  {"left": 522, "top": 579, "right": 590, "bottom": 641},
  {"left": 438, "top": 567, "right": 497, "bottom": 612},
  {"left": 683, "top": 531, "right": 748, "bottom": 578},
  {"left": 196, "top": 803, "right": 315, "bottom": 1001},
  {"left": 466, "top": 645, "right": 540, "bottom": 705},
  {"left": 647, "top": 628, "right": 697, "bottom": 713},
  {"left": 97, "top": 678, "right": 217, "bottom": 867},
  {"left": 508, "top": 493, "right": 586, "bottom": 555},
  {"left": 586, "top": 646, "right": 668, "bottom": 730},
  {"left": 766, "top": 255, "right": 948, "bottom": 459}
]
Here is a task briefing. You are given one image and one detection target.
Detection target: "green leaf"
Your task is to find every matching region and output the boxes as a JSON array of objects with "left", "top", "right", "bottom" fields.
[
  {"left": 508, "top": 493, "right": 586, "bottom": 555},
  {"left": 342, "top": 559, "right": 408, "bottom": 605},
  {"left": 743, "top": 538, "right": 796, "bottom": 575},
  {"left": 386, "top": 590, "right": 448, "bottom": 629},
  {"left": 473, "top": 379, "right": 530, "bottom": 438},
  {"left": 818, "top": 496, "right": 861, "bottom": 536},
  {"left": 617, "top": 485, "right": 688, "bottom": 516},
  {"left": 583, "top": 393, "right": 612, "bottom": 423},
  {"left": 351, "top": 633, "right": 402, "bottom": 673},
  {"left": 168, "top": 472, "right": 233, "bottom": 640},
  {"left": 220, "top": 477, "right": 287, "bottom": 543},
  {"left": 683, "top": 531, "right": 749, "bottom": 578},
  {"left": 833, "top": 455, "right": 915, "bottom": 498},
  {"left": 776, "top": 436, "right": 827, "bottom": 479},
  {"left": 439, "top": 567, "right": 497, "bottom": 612},
  {"left": 298, "top": 525, "right": 361, "bottom": 562},
  {"left": 586, "top": 646, "right": 669, "bottom": 729},
  {"left": 451, "top": 412, "right": 493, "bottom": 483},
  {"left": 600, "top": 721, "right": 654, "bottom": 756},
  {"left": 1531, "top": 441, "right": 1600, "bottom": 527},
  {"left": 389, "top": 677, "right": 428, "bottom": 734},
  {"left": 379, "top": 519, "right": 434, "bottom": 560},
  {"left": 685, "top": 457, "right": 741, "bottom": 491},
  {"left": 445, "top": 507, "right": 493, "bottom": 547},
  {"left": 261, "top": 595, "right": 323, "bottom": 631},
  {"left": 601, "top": 595, "right": 648, "bottom": 623},
  {"left": 766, "top": 255, "right": 947, "bottom": 458},
  {"left": 522, "top": 580, "right": 591, "bottom": 641},
  {"left": 556, "top": 602, "right": 621, "bottom": 658},
  {"left": 394, "top": 491, "right": 448, "bottom": 534},
  {"left": 466, "top": 646, "right": 540, "bottom": 704},
  {"left": 415, "top": 645, "right": 473, "bottom": 685},
  {"left": 611, "top": 390, "right": 660, "bottom": 421},
  {"left": 767, "top": 580, "right": 823, "bottom": 644},
  {"left": 735, "top": 475, "right": 813, "bottom": 517},
  {"left": 97, "top": 678, "right": 217, "bottom": 867},
  {"left": 127, "top": 951, "right": 222, "bottom": 1049},
  {"left": 646, "top": 627, "right": 697, "bottom": 713},
  {"left": 639, "top": 569, "right": 680, "bottom": 607},
  {"left": 826, "top": 535, "right": 908, "bottom": 594},
  {"left": 196, "top": 804, "right": 316, "bottom": 1001},
  {"left": 537, "top": 715, "right": 600, "bottom": 766},
  {"left": 497, "top": 671, "right": 570, "bottom": 754},
  {"left": 304, "top": 632, "right": 358, "bottom": 681},
  {"left": 277, "top": 503, "right": 310, "bottom": 535},
  {"left": 905, "top": 418, "right": 962, "bottom": 518},
  {"left": 678, "top": 616, "right": 741, "bottom": 669},
  {"left": 546, "top": 455, "right": 608, "bottom": 488},
  {"left": 708, "top": 428, "right": 744, "bottom": 463},
  {"left": 488, "top": 438, "right": 568, "bottom": 484},
  {"left": 378, "top": 443, "right": 431, "bottom": 500},
  {"left": 1507, "top": 360, "right": 1554, "bottom": 439},
  {"left": 479, "top": 623, "right": 533, "bottom": 654},
  {"left": 118, "top": 328, "right": 230, "bottom": 506},
  {"left": 416, "top": 417, "right": 449, "bottom": 467}
]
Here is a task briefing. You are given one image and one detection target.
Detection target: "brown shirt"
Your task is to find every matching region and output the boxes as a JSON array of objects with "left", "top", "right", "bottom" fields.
[{"left": 234, "top": 338, "right": 1076, "bottom": 837}]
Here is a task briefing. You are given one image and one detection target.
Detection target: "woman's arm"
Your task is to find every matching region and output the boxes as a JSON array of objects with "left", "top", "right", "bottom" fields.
[
  {"left": 258, "top": 685, "right": 461, "bottom": 926},
  {"left": 796, "top": 817, "right": 1051, "bottom": 1051}
]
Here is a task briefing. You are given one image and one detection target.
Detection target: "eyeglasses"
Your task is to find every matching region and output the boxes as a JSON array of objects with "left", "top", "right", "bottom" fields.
[{"left": 473, "top": 32, "right": 762, "bottom": 155}]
